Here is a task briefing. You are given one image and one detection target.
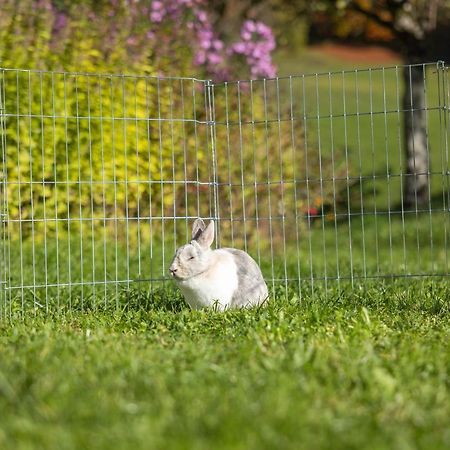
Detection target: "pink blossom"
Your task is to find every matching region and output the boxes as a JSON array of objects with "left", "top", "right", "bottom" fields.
[
  {"left": 243, "top": 20, "right": 256, "bottom": 32},
  {"left": 212, "top": 40, "right": 223, "bottom": 51},
  {"left": 150, "top": 11, "right": 164, "bottom": 22},
  {"left": 207, "top": 53, "right": 223, "bottom": 65},
  {"left": 231, "top": 42, "right": 246, "bottom": 53},
  {"left": 52, "top": 12, "right": 67, "bottom": 34},
  {"left": 194, "top": 51, "right": 206, "bottom": 65},
  {"left": 196, "top": 10, "right": 207, "bottom": 22},
  {"left": 230, "top": 20, "right": 277, "bottom": 79}
]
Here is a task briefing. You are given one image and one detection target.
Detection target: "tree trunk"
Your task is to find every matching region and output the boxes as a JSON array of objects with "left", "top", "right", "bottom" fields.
[{"left": 403, "top": 64, "right": 429, "bottom": 209}]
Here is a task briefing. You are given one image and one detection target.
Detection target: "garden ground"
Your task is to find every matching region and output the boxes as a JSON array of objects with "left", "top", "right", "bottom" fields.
[{"left": 0, "top": 281, "right": 449, "bottom": 449}]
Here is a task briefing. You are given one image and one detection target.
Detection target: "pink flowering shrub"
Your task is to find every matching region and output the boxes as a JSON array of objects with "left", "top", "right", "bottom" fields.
[
  {"left": 231, "top": 20, "right": 277, "bottom": 79},
  {"left": 0, "top": 0, "right": 276, "bottom": 80},
  {"left": 147, "top": 0, "right": 277, "bottom": 80}
]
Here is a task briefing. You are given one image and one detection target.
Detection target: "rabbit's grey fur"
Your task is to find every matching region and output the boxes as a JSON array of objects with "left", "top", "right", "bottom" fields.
[{"left": 224, "top": 248, "right": 268, "bottom": 308}]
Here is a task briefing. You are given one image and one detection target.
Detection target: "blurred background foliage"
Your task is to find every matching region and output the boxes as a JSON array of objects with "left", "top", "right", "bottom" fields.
[
  {"left": 212, "top": 0, "right": 450, "bottom": 62},
  {"left": 0, "top": 0, "right": 276, "bottom": 237},
  {"left": 1, "top": 0, "right": 449, "bottom": 243}
]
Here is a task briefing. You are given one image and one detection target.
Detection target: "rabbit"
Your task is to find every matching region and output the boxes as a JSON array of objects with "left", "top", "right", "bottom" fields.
[{"left": 169, "top": 218, "right": 269, "bottom": 310}]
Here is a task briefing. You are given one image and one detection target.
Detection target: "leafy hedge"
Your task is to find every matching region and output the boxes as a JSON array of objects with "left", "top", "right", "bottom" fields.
[{"left": 3, "top": 70, "right": 210, "bottom": 226}]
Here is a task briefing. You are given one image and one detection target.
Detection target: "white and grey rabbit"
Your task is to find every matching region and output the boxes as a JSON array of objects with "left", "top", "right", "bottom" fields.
[{"left": 169, "top": 218, "right": 268, "bottom": 310}]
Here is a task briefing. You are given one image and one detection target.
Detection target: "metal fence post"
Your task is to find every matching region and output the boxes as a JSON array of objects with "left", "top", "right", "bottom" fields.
[
  {"left": 0, "top": 68, "right": 8, "bottom": 319},
  {"left": 437, "top": 61, "right": 450, "bottom": 274},
  {"left": 205, "top": 79, "right": 220, "bottom": 246}
]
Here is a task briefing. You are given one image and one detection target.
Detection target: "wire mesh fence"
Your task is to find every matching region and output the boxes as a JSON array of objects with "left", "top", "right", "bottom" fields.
[{"left": 0, "top": 62, "right": 449, "bottom": 317}]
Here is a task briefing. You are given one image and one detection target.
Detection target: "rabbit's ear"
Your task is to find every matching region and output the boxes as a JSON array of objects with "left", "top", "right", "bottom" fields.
[
  {"left": 196, "top": 220, "right": 214, "bottom": 249},
  {"left": 192, "top": 218, "right": 206, "bottom": 240}
]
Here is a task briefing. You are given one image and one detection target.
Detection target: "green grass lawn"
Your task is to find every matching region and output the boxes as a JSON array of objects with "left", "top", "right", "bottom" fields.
[{"left": 1, "top": 281, "right": 449, "bottom": 450}]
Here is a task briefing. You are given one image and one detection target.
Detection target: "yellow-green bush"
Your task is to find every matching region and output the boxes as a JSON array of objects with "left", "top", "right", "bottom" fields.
[
  {"left": 2, "top": 70, "right": 210, "bottom": 224},
  {"left": 0, "top": 0, "right": 212, "bottom": 239}
]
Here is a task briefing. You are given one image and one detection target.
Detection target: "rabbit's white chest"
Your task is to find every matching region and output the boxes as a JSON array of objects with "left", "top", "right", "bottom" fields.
[{"left": 176, "top": 256, "right": 238, "bottom": 310}]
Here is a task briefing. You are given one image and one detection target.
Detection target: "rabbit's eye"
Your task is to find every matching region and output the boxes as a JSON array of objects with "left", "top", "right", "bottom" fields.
[{"left": 189, "top": 256, "right": 195, "bottom": 260}]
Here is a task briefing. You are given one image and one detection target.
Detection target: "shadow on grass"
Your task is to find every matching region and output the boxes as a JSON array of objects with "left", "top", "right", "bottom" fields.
[{"left": 318, "top": 171, "right": 449, "bottom": 227}]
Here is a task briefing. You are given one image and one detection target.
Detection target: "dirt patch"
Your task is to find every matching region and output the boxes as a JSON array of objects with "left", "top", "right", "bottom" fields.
[{"left": 310, "top": 42, "right": 401, "bottom": 63}]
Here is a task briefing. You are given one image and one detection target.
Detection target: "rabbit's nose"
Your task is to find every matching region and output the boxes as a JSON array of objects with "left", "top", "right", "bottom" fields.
[{"left": 169, "top": 267, "right": 178, "bottom": 275}]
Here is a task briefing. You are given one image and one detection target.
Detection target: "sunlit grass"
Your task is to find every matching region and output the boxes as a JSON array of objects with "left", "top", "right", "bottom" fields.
[{"left": 1, "top": 281, "right": 449, "bottom": 449}]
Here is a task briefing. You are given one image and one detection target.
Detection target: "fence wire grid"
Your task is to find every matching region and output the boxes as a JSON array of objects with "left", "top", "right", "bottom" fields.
[{"left": 0, "top": 62, "right": 449, "bottom": 316}]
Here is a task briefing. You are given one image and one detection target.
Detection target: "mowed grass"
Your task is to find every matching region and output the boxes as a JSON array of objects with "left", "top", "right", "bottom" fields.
[{"left": 1, "top": 281, "right": 449, "bottom": 450}]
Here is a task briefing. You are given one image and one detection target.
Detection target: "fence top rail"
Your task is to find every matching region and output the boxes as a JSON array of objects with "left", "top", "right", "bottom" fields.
[
  {"left": 212, "top": 61, "right": 447, "bottom": 86},
  {"left": 0, "top": 67, "right": 210, "bottom": 83},
  {"left": 0, "top": 61, "right": 446, "bottom": 87}
]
